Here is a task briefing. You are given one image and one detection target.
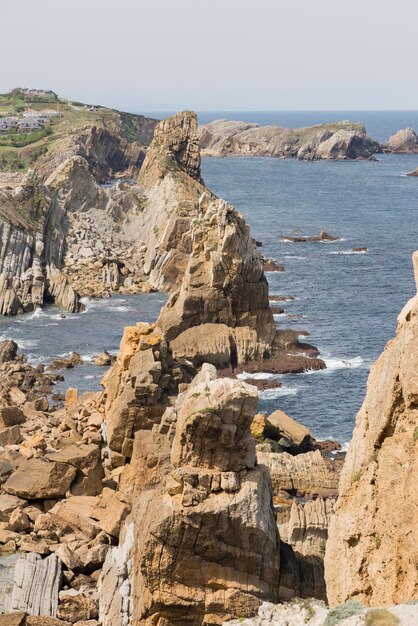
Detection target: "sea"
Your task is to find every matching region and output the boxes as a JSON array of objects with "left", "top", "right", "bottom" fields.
[{"left": 1, "top": 111, "right": 418, "bottom": 445}]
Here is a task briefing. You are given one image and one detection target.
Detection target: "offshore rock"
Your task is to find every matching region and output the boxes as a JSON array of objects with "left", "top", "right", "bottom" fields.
[
  {"left": 325, "top": 251, "right": 418, "bottom": 607},
  {"left": 199, "top": 119, "right": 381, "bottom": 161},
  {"left": 384, "top": 127, "right": 418, "bottom": 153}
]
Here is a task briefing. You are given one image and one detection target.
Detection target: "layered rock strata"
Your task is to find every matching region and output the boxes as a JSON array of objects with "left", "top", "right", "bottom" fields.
[
  {"left": 101, "top": 371, "right": 280, "bottom": 626},
  {"left": 325, "top": 251, "right": 418, "bottom": 607}
]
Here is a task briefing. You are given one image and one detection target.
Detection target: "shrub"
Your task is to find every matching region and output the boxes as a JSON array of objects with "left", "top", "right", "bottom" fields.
[
  {"left": 324, "top": 600, "right": 363, "bottom": 626},
  {"left": 364, "top": 609, "right": 400, "bottom": 626}
]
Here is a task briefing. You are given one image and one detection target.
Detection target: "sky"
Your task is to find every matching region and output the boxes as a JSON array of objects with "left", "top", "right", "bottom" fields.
[{"left": 2, "top": 0, "right": 418, "bottom": 112}]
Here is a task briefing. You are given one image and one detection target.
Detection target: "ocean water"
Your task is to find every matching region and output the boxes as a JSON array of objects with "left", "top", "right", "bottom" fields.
[
  {"left": 1, "top": 111, "right": 417, "bottom": 444},
  {"left": 0, "top": 293, "right": 167, "bottom": 396},
  {"left": 201, "top": 148, "right": 418, "bottom": 443}
]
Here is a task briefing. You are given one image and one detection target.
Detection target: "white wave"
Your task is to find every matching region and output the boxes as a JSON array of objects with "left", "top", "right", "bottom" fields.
[
  {"left": 84, "top": 374, "right": 95, "bottom": 380},
  {"left": 260, "top": 386, "right": 299, "bottom": 400},
  {"left": 25, "top": 307, "right": 44, "bottom": 320},
  {"left": 324, "top": 356, "right": 366, "bottom": 370},
  {"left": 16, "top": 338, "right": 39, "bottom": 349},
  {"left": 269, "top": 296, "right": 296, "bottom": 302},
  {"left": 329, "top": 249, "right": 367, "bottom": 255},
  {"left": 282, "top": 255, "right": 307, "bottom": 260},
  {"left": 236, "top": 372, "right": 277, "bottom": 381}
]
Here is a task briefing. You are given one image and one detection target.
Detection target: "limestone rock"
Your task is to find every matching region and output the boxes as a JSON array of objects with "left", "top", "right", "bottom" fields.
[
  {"left": 171, "top": 377, "right": 257, "bottom": 471},
  {"left": 258, "top": 450, "right": 339, "bottom": 498},
  {"left": 157, "top": 199, "right": 277, "bottom": 367},
  {"left": 8, "top": 553, "right": 61, "bottom": 616},
  {"left": 3, "top": 458, "right": 76, "bottom": 499},
  {"left": 100, "top": 322, "right": 177, "bottom": 455},
  {"left": 57, "top": 591, "right": 98, "bottom": 624},
  {"left": 325, "top": 251, "right": 418, "bottom": 607},
  {"left": 127, "top": 375, "right": 279, "bottom": 626}
]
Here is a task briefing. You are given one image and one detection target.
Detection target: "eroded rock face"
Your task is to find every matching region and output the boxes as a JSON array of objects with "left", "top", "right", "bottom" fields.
[
  {"left": 99, "top": 322, "right": 181, "bottom": 458},
  {"left": 325, "top": 251, "right": 418, "bottom": 607},
  {"left": 0, "top": 171, "right": 81, "bottom": 315},
  {"left": 384, "top": 127, "right": 418, "bottom": 153},
  {"left": 157, "top": 198, "right": 277, "bottom": 367},
  {"left": 100, "top": 373, "right": 280, "bottom": 626}
]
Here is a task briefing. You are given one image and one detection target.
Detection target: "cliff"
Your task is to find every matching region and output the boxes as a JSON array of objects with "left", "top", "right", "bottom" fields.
[
  {"left": 324, "top": 251, "right": 418, "bottom": 607},
  {"left": 199, "top": 119, "right": 382, "bottom": 161}
]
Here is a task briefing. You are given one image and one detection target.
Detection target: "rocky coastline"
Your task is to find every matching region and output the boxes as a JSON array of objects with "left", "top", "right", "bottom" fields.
[{"left": 0, "top": 95, "right": 416, "bottom": 625}]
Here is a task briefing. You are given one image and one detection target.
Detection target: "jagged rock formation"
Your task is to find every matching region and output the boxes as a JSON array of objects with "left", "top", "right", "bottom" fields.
[
  {"left": 325, "top": 251, "right": 418, "bottom": 607},
  {"left": 384, "top": 127, "right": 418, "bottom": 153},
  {"left": 199, "top": 120, "right": 381, "bottom": 160},
  {"left": 0, "top": 171, "right": 81, "bottom": 315},
  {"left": 156, "top": 198, "right": 277, "bottom": 367},
  {"left": 137, "top": 111, "right": 208, "bottom": 290},
  {"left": 125, "top": 374, "right": 279, "bottom": 626},
  {"left": 136, "top": 111, "right": 322, "bottom": 371}
]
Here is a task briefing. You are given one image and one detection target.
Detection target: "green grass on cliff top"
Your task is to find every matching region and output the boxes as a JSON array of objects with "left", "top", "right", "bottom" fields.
[{"left": 0, "top": 92, "right": 119, "bottom": 172}]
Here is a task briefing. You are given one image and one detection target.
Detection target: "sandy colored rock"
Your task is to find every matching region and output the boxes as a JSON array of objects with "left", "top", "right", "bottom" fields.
[
  {"left": 171, "top": 377, "right": 257, "bottom": 471},
  {"left": 265, "top": 410, "right": 311, "bottom": 450},
  {"left": 3, "top": 458, "right": 76, "bottom": 499},
  {"left": 258, "top": 450, "right": 339, "bottom": 498},
  {"left": 325, "top": 251, "right": 418, "bottom": 607}
]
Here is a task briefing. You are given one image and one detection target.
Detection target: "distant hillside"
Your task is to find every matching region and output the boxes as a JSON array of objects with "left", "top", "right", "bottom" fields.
[{"left": 0, "top": 89, "right": 158, "bottom": 176}]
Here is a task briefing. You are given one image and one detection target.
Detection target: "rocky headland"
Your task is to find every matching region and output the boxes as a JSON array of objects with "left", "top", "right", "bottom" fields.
[
  {"left": 199, "top": 119, "right": 382, "bottom": 161},
  {"left": 0, "top": 92, "right": 416, "bottom": 625}
]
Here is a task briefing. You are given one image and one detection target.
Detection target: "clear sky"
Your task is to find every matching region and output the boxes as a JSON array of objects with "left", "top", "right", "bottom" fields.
[{"left": 2, "top": 0, "right": 418, "bottom": 112}]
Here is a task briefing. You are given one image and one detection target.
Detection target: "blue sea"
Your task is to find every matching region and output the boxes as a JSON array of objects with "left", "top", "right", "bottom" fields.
[{"left": 1, "top": 111, "right": 417, "bottom": 444}]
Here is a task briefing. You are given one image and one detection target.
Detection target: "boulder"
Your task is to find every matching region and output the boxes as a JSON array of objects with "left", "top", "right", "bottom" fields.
[
  {"left": 90, "top": 489, "right": 129, "bottom": 538},
  {"left": 0, "top": 340, "right": 18, "bottom": 364},
  {"left": 93, "top": 352, "right": 113, "bottom": 367},
  {"left": 0, "top": 425, "right": 22, "bottom": 447},
  {"left": 0, "top": 407, "right": 26, "bottom": 429},
  {"left": 58, "top": 592, "right": 98, "bottom": 624},
  {"left": 3, "top": 459, "right": 76, "bottom": 499},
  {"left": 265, "top": 410, "right": 312, "bottom": 451}
]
